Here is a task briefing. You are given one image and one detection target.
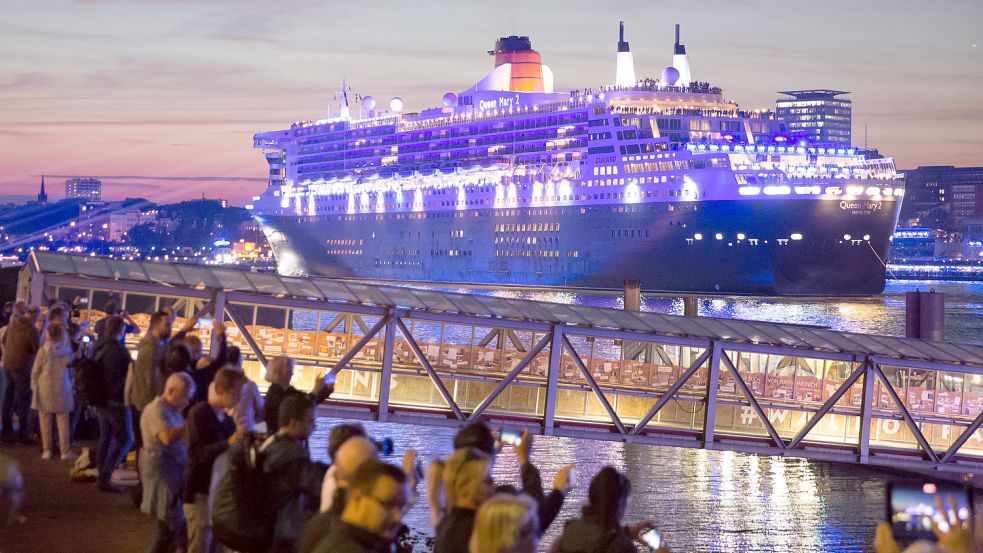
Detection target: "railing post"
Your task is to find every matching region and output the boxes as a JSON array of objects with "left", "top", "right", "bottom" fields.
[
  {"left": 377, "top": 309, "right": 398, "bottom": 423},
  {"left": 543, "top": 324, "right": 564, "bottom": 436},
  {"left": 210, "top": 289, "right": 226, "bottom": 359},
  {"left": 858, "top": 358, "right": 875, "bottom": 464},
  {"left": 702, "top": 341, "right": 721, "bottom": 449}
]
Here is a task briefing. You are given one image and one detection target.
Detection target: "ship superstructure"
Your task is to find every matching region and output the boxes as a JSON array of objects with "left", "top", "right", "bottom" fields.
[{"left": 250, "top": 25, "right": 903, "bottom": 295}]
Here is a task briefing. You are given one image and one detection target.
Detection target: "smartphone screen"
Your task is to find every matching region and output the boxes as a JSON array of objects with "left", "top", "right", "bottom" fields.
[
  {"left": 323, "top": 372, "right": 337, "bottom": 386},
  {"left": 640, "top": 529, "right": 662, "bottom": 549},
  {"left": 888, "top": 481, "right": 973, "bottom": 544},
  {"left": 198, "top": 316, "right": 214, "bottom": 329},
  {"left": 500, "top": 430, "right": 521, "bottom": 447}
]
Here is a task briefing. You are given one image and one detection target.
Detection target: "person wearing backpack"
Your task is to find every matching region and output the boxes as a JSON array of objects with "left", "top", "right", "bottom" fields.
[
  {"left": 183, "top": 367, "right": 246, "bottom": 553},
  {"left": 213, "top": 394, "right": 325, "bottom": 553},
  {"left": 90, "top": 315, "right": 135, "bottom": 492},
  {"left": 550, "top": 466, "right": 666, "bottom": 553},
  {"left": 264, "top": 394, "right": 328, "bottom": 553}
]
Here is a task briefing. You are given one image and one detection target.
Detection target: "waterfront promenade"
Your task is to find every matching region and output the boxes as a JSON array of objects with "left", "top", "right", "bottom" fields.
[{"left": 0, "top": 443, "right": 152, "bottom": 553}]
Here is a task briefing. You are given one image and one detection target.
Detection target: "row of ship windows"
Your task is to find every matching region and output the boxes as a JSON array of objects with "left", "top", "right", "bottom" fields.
[
  {"left": 326, "top": 249, "right": 362, "bottom": 255},
  {"left": 387, "top": 249, "right": 421, "bottom": 256},
  {"left": 494, "top": 223, "right": 560, "bottom": 233},
  {"left": 431, "top": 250, "right": 473, "bottom": 257},
  {"left": 315, "top": 203, "right": 677, "bottom": 224},
  {"left": 296, "top": 112, "right": 590, "bottom": 145},
  {"left": 620, "top": 158, "right": 729, "bottom": 174},
  {"left": 375, "top": 260, "right": 423, "bottom": 267},
  {"left": 494, "top": 236, "right": 559, "bottom": 245},
  {"left": 326, "top": 239, "right": 364, "bottom": 246},
  {"left": 613, "top": 229, "right": 651, "bottom": 239},
  {"left": 494, "top": 250, "right": 562, "bottom": 258},
  {"left": 305, "top": 187, "right": 703, "bottom": 213}
]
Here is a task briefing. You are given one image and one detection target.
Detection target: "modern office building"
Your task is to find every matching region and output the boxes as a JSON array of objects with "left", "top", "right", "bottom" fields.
[
  {"left": 65, "top": 177, "right": 102, "bottom": 201},
  {"left": 901, "top": 166, "right": 983, "bottom": 226},
  {"left": 776, "top": 90, "right": 852, "bottom": 146}
]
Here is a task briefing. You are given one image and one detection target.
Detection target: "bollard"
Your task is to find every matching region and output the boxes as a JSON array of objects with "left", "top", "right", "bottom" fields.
[
  {"left": 624, "top": 279, "right": 640, "bottom": 311},
  {"left": 683, "top": 296, "right": 698, "bottom": 317},
  {"left": 905, "top": 291, "right": 921, "bottom": 339},
  {"left": 918, "top": 290, "right": 945, "bottom": 341}
]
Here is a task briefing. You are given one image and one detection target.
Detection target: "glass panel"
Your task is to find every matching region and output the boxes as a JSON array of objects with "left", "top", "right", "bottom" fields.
[
  {"left": 175, "top": 266, "right": 221, "bottom": 289},
  {"left": 311, "top": 280, "right": 359, "bottom": 303},
  {"left": 475, "top": 296, "right": 521, "bottom": 319},
  {"left": 105, "top": 259, "right": 148, "bottom": 281},
  {"left": 935, "top": 371, "right": 972, "bottom": 416},
  {"left": 317, "top": 312, "right": 351, "bottom": 359},
  {"left": 906, "top": 369, "right": 936, "bottom": 415},
  {"left": 244, "top": 272, "right": 288, "bottom": 295},
  {"left": 444, "top": 295, "right": 493, "bottom": 317},
  {"left": 285, "top": 309, "right": 319, "bottom": 357},
  {"left": 342, "top": 283, "right": 391, "bottom": 306},
  {"left": 72, "top": 256, "right": 112, "bottom": 278},
  {"left": 211, "top": 268, "right": 255, "bottom": 292},
  {"left": 35, "top": 252, "right": 77, "bottom": 274},
  {"left": 280, "top": 277, "right": 323, "bottom": 299},
  {"left": 249, "top": 306, "right": 286, "bottom": 355},
  {"left": 143, "top": 263, "right": 187, "bottom": 286},
  {"left": 405, "top": 290, "right": 460, "bottom": 313},
  {"left": 379, "top": 287, "right": 424, "bottom": 310}
]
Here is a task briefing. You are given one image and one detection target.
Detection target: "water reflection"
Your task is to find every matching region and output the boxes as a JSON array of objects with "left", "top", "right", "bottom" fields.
[{"left": 309, "top": 416, "right": 907, "bottom": 552}]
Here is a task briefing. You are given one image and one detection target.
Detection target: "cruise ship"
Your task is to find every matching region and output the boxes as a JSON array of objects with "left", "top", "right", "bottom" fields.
[{"left": 250, "top": 25, "right": 903, "bottom": 296}]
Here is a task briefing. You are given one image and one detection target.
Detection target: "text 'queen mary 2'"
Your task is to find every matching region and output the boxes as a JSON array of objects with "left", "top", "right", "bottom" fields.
[{"left": 250, "top": 25, "right": 903, "bottom": 296}]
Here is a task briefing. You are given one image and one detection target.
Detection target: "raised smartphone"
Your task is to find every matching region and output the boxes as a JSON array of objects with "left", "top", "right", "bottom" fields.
[{"left": 887, "top": 480, "right": 973, "bottom": 545}]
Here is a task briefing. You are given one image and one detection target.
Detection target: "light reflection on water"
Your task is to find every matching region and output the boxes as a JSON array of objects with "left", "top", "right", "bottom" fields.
[{"left": 310, "top": 416, "right": 904, "bottom": 552}]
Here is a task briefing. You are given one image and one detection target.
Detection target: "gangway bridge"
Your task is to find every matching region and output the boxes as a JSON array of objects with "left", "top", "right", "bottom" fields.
[{"left": 18, "top": 251, "right": 983, "bottom": 474}]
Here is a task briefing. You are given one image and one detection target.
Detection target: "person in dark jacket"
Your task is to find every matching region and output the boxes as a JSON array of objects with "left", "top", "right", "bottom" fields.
[
  {"left": 433, "top": 447, "right": 494, "bottom": 553},
  {"left": 183, "top": 321, "right": 228, "bottom": 406},
  {"left": 311, "top": 460, "right": 409, "bottom": 553},
  {"left": 263, "top": 394, "right": 328, "bottom": 553},
  {"left": 1, "top": 308, "right": 40, "bottom": 444},
  {"left": 182, "top": 367, "right": 247, "bottom": 553},
  {"left": 263, "top": 356, "right": 333, "bottom": 435},
  {"left": 551, "top": 466, "right": 661, "bottom": 553},
  {"left": 92, "top": 316, "right": 135, "bottom": 492},
  {"left": 93, "top": 300, "right": 139, "bottom": 342}
]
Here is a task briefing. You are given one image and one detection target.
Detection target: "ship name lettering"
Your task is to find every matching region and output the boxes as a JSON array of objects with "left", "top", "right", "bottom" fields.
[{"left": 839, "top": 200, "right": 882, "bottom": 214}]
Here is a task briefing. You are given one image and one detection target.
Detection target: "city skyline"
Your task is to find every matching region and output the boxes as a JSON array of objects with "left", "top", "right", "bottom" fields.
[{"left": 1, "top": 0, "right": 980, "bottom": 205}]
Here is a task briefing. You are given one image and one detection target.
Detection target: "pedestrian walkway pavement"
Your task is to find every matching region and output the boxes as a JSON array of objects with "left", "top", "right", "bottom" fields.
[{"left": 0, "top": 442, "right": 154, "bottom": 553}]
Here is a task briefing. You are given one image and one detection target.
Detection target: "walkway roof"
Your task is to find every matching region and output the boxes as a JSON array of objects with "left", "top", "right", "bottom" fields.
[{"left": 29, "top": 251, "right": 983, "bottom": 368}]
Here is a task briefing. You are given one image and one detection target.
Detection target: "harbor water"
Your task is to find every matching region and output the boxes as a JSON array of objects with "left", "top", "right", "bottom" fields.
[{"left": 304, "top": 280, "right": 983, "bottom": 552}]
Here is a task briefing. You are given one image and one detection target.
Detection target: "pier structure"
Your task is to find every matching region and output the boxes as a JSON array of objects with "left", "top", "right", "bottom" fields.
[{"left": 19, "top": 251, "right": 983, "bottom": 473}]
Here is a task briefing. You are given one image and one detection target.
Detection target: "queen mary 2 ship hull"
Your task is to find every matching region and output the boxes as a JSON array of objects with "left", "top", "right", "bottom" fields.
[
  {"left": 250, "top": 30, "right": 906, "bottom": 296},
  {"left": 256, "top": 193, "right": 901, "bottom": 296}
]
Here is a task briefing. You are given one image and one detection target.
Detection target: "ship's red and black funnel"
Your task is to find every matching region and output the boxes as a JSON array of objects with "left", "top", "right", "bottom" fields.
[{"left": 488, "top": 35, "right": 545, "bottom": 93}]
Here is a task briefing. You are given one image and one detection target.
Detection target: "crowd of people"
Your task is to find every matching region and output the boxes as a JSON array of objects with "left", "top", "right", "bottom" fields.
[
  {"left": 0, "top": 298, "right": 673, "bottom": 553},
  {"left": 2, "top": 298, "right": 981, "bottom": 553}
]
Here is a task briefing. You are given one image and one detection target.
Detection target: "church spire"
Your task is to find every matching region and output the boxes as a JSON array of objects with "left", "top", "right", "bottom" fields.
[{"left": 37, "top": 172, "right": 48, "bottom": 204}]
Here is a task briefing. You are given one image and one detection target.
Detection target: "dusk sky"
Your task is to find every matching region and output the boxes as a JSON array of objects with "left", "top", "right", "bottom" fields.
[{"left": 2, "top": 0, "right": 980, "bottom": 205}]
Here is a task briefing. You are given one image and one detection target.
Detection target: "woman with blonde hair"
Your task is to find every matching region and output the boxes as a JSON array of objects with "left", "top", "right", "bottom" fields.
[
  {"left": 470, "top": 493, "right": 539, "bottom": 553},
  {"left": 30, "top": 321, "right": 76, "bottom": 460},
  {"left": 434, "top": 447, "right": 494, "bottom": 553}
]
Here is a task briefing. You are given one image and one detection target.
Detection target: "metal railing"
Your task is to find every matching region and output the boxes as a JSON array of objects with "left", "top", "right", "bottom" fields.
[{"left": 21, "top": 256, "right": 983, "bottom": 474}]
